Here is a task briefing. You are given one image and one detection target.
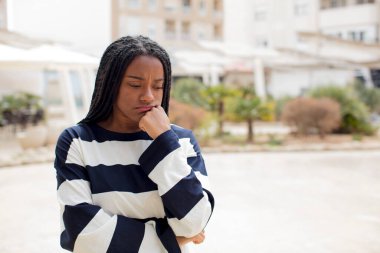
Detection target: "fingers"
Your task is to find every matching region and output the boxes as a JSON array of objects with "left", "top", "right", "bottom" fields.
[{"left": 192, "top": 231, "right": 206, "bottom": 244}]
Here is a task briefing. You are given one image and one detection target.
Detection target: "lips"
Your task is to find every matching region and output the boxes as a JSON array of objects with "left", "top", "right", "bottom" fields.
[{"left": 136, "top": 106, "right": 154, "bottom": 113}]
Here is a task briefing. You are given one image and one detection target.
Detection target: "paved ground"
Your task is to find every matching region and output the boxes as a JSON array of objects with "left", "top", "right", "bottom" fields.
[{"left": 0, "top": 150, "right": 379, "bottom": 253}]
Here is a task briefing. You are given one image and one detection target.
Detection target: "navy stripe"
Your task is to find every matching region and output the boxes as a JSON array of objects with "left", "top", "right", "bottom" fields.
[
  {"left": 139, "top": 129, "right": 181, "bottom": 175},
  {"left": 161, "top": 171, "right": 204, "bottom": 219},
  {"left": 187, "top": 156, "right": 207, "bottom": 176},
  {"left": 61, "top": 203, "right": 101, "bottom": 251},
  {"left": 106, "top": 216, "right": 145, "bottom": 253},
  {"left": 204, "top": 188, "right": 215, "bottom": 211},
  {"left": 87, "top": 164, "right": 157, "bottom": 194},
  {"left": 155, "top": 219, "right": 181, "bottom": 253},
  {"left": 56, "top": 163, "right": 89, "bottom": 189}
]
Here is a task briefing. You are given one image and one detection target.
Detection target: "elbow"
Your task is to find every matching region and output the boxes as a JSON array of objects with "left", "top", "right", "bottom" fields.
[{"left": 169, "top": 198, "right": 213, "bottom": 237}]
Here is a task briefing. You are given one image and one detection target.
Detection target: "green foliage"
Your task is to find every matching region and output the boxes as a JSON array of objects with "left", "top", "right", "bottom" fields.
[
  {"left": 200, "top": 84, "right": 238, "bottom": 111},
  {"left": 231, "top": 88, "right": 264, "bottom": 121},
  {"left": 352, "top": 81, "right": 380, "bottom": 113},
  {"left": 309, "top": 85, "right": 374, "bottom": 134},
  {"left": 172, "top": 78, "right": 207, "bottom": 108},
  {"left": 201, "top": 84, "right": 239, "bottom": 136},
  {"left": 274, "top": 95, "right": 294, "bottom": 121},
  {"left": 267, "top": 134, "right": 283, "bottom": 146},
  {"left": 0, "top": 92, "right": 44, "bottom": 129}
]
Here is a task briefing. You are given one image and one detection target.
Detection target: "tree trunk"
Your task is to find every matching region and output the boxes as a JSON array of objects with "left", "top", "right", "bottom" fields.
[
  {"left": 217, "top": 100, "right": 224, "bottom": 136},
  {"left": 247, "top": 118, "right": 254, "bottom": 143}
]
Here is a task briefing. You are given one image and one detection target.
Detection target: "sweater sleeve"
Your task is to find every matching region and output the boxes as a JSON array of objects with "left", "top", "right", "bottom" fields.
[
  {"left": 138, "top": 129, "right": 215, "bottom": 238},
  {"left": 54, "top": 129, "right": 180, "bottom": 253}
]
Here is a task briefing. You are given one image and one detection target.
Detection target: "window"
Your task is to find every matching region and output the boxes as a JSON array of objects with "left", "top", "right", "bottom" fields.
[
  {"left": 356, "top": 0, "right": 375, "bottom": 4},
  {"left": 254, "top": 6, "right": 267, "bottom": 21},
  {"left": 348, "top": 30, "right": 366, "bottom": 41},
  {"left": 256, "top": 38, "right": 269, "bottom": 48},
  {"left": 164, "top": 0, "right": 177, "bottom": 12},
  {"left": 182, "top": 0, "right": 191, "bottom": 13},
  {"left": 294, "top": 0, "right": 309, "bottom": 16},
  {"left": 330, "top": 0, "right": 346, "bottom": 8},
  {"left": 147, "top": 23, "right": 157, "bottom": 39},
  {"left": 43, "top": 71, "right": 62, "bottom": 106},
  {"left": 119, "top": 16, "right": 141, "bottom": 36},
  {"left": 199, "top": 0, "right": 206, "bottom": 16},
  {"left": 359, "top": 31, "right": 366, "bottom": 41},
  {"left": 69, "top": 71, "right": 84, "bottom": 109},
  {"left": 214, "top": 24, "right": 222, "bottom": 40},
  {"left": 147, "top": 0, "right": 157, "bottom": 11},
  {"left": 181, "top": 21, "right": 191, "bottom": 39},
  {"left": 128, "top": 0, "right": 140, "bottom": 9},
  {"left": 213, "top": 0, "right": 222, "bottom": 11},
  {"left": 165, "top": 20, "right": 176, "bottom": 39}
]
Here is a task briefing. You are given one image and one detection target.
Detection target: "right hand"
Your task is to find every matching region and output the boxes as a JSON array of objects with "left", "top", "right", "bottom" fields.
[{"left": 176, "top": 231, "right": 205, "bottom": 246}]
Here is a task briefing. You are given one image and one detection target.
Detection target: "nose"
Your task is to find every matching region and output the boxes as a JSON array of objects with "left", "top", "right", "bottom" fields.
[{"left": 140, "top": 86, "right": 154, "bottom": 103}]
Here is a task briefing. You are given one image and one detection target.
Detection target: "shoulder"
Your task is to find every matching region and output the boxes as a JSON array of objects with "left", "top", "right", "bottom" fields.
[
  {"left": 170, "top": 124, "right": 202, "bottom": 154},
  {"left": 170, "top": 124, "right": 194, "bottom": 139},
  {"left": 58, "top": 124, "right": 92, "bottom": 141}
]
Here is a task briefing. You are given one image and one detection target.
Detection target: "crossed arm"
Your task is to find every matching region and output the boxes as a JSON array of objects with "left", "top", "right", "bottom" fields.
[{"left": 55, "top": 125, "right": 214, "bottom": 252}]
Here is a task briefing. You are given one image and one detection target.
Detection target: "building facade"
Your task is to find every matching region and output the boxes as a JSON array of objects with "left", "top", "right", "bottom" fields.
[
  {"left": 111, "top": 0, "right": 224, "bottom": 49},
  {"left": 225, "top": 0, "right": 380, "bottom": 49},
  {"left": 0, "top": 0, "right": 7, "bottom": 30},
  {"left": 320, "top": 0, "right": 380, "bottom": 44}
]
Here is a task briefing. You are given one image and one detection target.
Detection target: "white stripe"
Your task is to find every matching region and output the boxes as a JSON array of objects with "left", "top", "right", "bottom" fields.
[
  {"left": 79, "top": 209, "right": 112, "bottom": 234},
  {"left": 73, "top": 214, "right": 117, "bottom": 253},
  {"left": 194, "top": 171, "right": 211, "bottom": 191},
  {"left": 66, "top": 137, "right": 197, "bottom": 167},
  {"left": 59, "top": 205, "right": 65, "bottom": 233},
  {"left": 138, "top": 220, "right": 167, "bottom": 253},
  {"left": 66, "top": 139, "right": 85, "bottom": 166},
  {"left": 148, "top": 148, "right": 192, "bottom": 195},
  {"left": 67, "top": 138, "right": 152, "bottom": 166},
  {"left": 92, "top": 191, "right": 165, "bottom": 219},
  {"left": 57, "top": 179, "right": 92, "bottom": 206},
  {"left": 179, "top": 138, "right": 197, "bottom": 157},
  {"left": 168, "top": 193, "right": 212, "bottom": 237}
]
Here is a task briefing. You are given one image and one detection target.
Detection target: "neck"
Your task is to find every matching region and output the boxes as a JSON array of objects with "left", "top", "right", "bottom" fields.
[{"left": 98, "top": 115, "right": 140, "bottom": 133}]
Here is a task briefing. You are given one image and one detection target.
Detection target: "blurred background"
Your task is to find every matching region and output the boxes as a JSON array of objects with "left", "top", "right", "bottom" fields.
[{"left": 0, "top": 0, "right": 379, "bottom": 252}]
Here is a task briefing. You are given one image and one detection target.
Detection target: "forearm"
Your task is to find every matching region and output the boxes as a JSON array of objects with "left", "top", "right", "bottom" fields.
[{"left": 139, "top": 129, "right": 215, "bottom": 237}]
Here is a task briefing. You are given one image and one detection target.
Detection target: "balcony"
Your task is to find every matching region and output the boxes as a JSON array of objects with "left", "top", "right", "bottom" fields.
[{"left": 320, "top": 3, "right": 378, "bottom": 28}]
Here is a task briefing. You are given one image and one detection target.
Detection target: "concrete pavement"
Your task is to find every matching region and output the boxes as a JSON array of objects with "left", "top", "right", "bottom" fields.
[{"left": 0, "top": 150, "right": 379, "bottom": 253}]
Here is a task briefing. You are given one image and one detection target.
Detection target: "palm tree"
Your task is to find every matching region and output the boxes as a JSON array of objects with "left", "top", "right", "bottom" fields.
[
  {"left": 201, "top": 84, "right": 237, "bottom": 136},
  {"left": 233, "top": 88, "right": 266, "bottom": 143}
]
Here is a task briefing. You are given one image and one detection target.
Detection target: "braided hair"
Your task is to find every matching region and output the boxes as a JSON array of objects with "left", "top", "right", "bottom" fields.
[{"left": 80, "top": 35, "right": 172, "bottom": 124}]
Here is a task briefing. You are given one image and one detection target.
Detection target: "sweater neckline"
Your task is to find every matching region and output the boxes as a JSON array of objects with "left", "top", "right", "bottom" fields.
[{"left": 89, "top": 123, "right": 152, "bottom": 140}]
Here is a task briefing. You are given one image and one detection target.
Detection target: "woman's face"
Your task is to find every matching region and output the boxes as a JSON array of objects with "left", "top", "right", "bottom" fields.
[{"left": 113, "top": 55, "right": 165, "bottom": 128}]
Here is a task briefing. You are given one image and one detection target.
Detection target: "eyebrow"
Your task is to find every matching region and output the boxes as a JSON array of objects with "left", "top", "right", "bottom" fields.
[{"left": 126, "top": 75, "right": 164, "bottom": 82}]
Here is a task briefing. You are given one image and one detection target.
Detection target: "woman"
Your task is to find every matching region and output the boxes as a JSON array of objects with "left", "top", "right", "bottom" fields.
[{"left": 54, "top": 35, "right": 215, "bottom": 253}]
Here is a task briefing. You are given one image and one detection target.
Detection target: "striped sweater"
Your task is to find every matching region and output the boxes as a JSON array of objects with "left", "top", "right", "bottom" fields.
[{"left": 54, "top": 123, "right": 214, "bottom": 253}]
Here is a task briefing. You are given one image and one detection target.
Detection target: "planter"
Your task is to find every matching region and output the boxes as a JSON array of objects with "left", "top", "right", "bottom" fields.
[{"left": 16, "top": 125, "right": 48, "bottom": 149}]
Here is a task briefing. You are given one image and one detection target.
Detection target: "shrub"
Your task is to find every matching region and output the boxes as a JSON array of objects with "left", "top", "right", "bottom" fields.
[
  {"left": 169, "top": 99, "right": 209, "bottom": 131},
  {"left": 274, "top": 95, "right": 294, "bottom": 121},
  {"left": 282, "top": 97, "right": 341, "bottom": 138},
  {"left": 352, "top": 81, "right": 380, "bottom": 113},
  {"left": 172, "top": 78, "right": 207, "bottom": 108},
  {"left": 0, "top": 92, "right": 45, "bottom": 131},
  {"left": 309, "top": 86, "right": 374, "bottom": 134}
]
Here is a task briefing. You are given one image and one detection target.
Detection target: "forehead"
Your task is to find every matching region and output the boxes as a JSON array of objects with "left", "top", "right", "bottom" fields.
[{"left": 124, "top": 55, "right": 164, "bottom": 76}]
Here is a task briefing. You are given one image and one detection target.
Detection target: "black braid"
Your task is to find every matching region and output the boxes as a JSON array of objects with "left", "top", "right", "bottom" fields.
[{"left": 79, "top": 35, "right": 172, "bottom": 124}]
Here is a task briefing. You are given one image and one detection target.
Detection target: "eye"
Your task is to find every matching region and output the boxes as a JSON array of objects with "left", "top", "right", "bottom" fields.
[
  {"left": 128, "top": 83, "right": 141, "bottom": 88},
  {"left": 154, "top": 85, "right": 164, "bottom": 90}
]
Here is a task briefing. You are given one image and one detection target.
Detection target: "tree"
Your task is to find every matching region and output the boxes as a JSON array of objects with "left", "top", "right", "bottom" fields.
[
  {"left": 232, "top": 88, "right": 266, "bottom": 143},
  {"left": 171, "top": 78, "right": 207, "bottom": 108},
  {"left": 201, "top": 84, "right": 237, "bottom": 136}
]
